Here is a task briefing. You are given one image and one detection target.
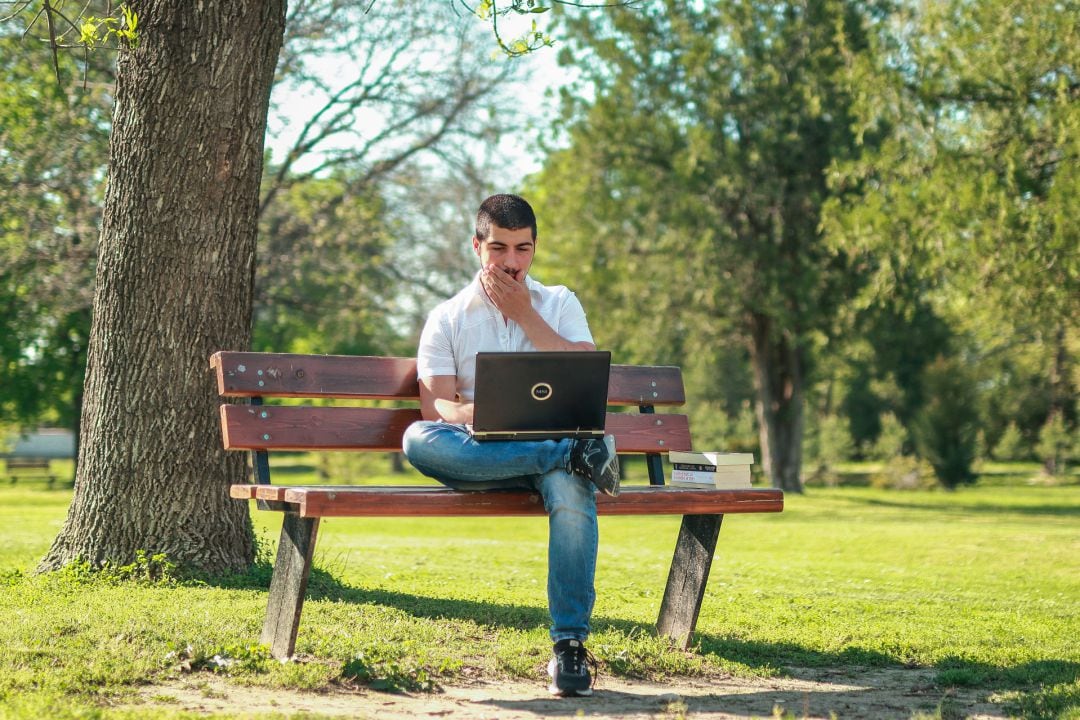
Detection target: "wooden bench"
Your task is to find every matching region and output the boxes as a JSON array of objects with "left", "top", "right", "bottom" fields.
[
  {"left": 4, "top": 457, "right": 56, "bottom": 485},
  {"left": 211, "top": 351, "right": 784, "bottom": 659}
]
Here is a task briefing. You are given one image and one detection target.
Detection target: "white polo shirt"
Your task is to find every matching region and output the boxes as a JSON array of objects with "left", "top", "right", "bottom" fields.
[{"left": 416, "top": 272, "right": 594, "bottom": 401}]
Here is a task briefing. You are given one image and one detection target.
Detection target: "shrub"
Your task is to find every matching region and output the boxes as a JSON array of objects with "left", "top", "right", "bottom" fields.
[
  {"left": 803, "top": 413, "right": 855, "bottom": 484},
  {"left": 868, "top": 412, "right": 908, "bottom": 460},
  {"left": 911, "top": 356, "right": 979, "bottom": 488},
  {"left": 991, "top": 422, "right": 1028, "bottom": 461},
  {"left": 689, "top": 400, "right": 759, "bottom": 455},
  {"left": 1035, "top": 414, "right": 1077, "bottom": 476},
  {"left": 870, "top": 455, "right": 937, "bottom": 490}
]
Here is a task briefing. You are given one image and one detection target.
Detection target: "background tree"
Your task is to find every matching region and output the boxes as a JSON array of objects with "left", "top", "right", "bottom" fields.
[
  {"left": 1, "top": 0, "right": 515, "bottom": 438},
  {"left": 529, "top": 0, "right": 885, "bottom": 491},
  {"left": 255, "top": 0, "right": 518, "bottom": 357},
  {"left": 824, "top": 0, "right": 1080, "bottom": 482},
  {"left": 253, "top": 175, "right": 400, "bottom": 355},
  {"left": 0, "top": 31, "right": 110, "bottom": 464},
  {"left": 910, "top": 356, "right": 980, "bottom": 488}
]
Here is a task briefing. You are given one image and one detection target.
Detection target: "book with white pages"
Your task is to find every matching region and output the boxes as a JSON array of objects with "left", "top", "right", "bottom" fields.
[
  {"left": 668, "top": 450, "right": 754, "bottom": 471},
  {"left": 670, "top": 464, "right": 752, "bottom": 489}
]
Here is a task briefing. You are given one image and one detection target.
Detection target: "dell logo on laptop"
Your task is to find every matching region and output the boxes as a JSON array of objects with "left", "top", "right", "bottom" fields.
[{"left": 531, "top": 382, "right": 553, "bottom": 401}]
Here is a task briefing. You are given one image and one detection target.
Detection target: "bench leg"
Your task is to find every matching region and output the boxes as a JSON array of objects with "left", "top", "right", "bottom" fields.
[
  {"left": 261, "top": 512, "right": 320, "bottom": 659},
  {"left": 656, "top": 513, "right": 723, "bottom": 649}
]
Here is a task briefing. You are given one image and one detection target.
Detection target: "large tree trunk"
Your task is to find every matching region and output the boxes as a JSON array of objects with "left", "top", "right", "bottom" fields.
[
  {"left": 40, "top": 0, "right": 287, "bottom": 573},
  {"left": 747, "top": 312, "right": 806, "bottom": 493}
]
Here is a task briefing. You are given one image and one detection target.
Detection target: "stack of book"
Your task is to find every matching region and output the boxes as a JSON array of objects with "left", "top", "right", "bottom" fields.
[{"left": 668, "top": 451, "right": 754, "bottom": 489}]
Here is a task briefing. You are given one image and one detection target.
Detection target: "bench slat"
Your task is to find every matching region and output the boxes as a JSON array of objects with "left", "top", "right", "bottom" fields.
[
  {"left": 211, "top": 351, "right": 685, "bottom": 406},
  {"left": 229, "top": 484, "right": 784, "bottom": 517},
  {"left": 220, "top": 405, "right": 692, "bottom": 454},
  {"left": 5, "top": 458, "right": 51, "bottom": 469},
  {"left": 221, "top": 405, "right": 420, "bottom": 453},
  {"left": 212, "top": 353, "right": 419, "bottom": 400}
]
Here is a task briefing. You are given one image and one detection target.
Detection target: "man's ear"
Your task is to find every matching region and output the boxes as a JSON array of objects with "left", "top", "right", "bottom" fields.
[{"left": 472, "top": 236, "right": 481, "bottom": 255}]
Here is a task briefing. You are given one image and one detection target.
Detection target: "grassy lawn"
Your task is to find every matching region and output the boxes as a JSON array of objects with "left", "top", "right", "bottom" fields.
[{"left": 0, "top": 464, "right": 1077, "bottom": 719}]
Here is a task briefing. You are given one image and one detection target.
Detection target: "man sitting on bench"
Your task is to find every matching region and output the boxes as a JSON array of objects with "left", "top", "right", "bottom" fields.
[{"left": 402, "top": 193, "right": 618, "bottom": 697}]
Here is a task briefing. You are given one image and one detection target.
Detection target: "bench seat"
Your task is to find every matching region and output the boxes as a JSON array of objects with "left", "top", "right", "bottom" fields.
[{"left": 230, "top": 484, "right": 784, "bottom": 517}]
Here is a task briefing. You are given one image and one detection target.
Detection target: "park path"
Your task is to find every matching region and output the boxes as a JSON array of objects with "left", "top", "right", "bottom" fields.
[{"left": 132, "top": 666, "right": 1006, "bottom": 719}]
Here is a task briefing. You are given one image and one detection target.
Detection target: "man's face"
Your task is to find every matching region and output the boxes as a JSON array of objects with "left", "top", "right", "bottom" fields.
[{"left": 473, "top": 225, "right": 535, "bottom": 283}]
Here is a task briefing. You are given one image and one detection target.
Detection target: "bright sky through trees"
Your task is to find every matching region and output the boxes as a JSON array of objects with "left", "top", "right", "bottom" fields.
[{"left": 264, "top": 29, "right": 572, "bottom": 187}]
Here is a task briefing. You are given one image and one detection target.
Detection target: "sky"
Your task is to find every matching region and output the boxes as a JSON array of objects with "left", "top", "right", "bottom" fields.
[{"left": 263, "top": 9, "right": 575, "bottom": 190}]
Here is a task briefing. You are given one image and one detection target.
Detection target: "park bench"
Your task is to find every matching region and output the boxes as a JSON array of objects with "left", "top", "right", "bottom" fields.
[
  {"left": 4, "top": 457, "right": 57, "bottom": 485},
  {"left": 211, "top": 351, "right": 784, "bottom": 659}
]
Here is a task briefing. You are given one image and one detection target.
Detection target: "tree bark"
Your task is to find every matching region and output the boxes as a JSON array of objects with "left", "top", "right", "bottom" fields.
[
  {"left": 1043, "top": 324, "right": 1071, "bottom": 476},
  {"left": 70, "top": 319, "right": 86, "bottom": 485},
  {"left": 747, "top": 312, "right": 806, "bottom": 493},
  {"left": 39, "top": 0, "right": 287, "bottom": 573}
]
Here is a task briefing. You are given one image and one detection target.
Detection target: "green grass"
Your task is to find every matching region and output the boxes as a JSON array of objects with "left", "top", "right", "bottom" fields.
[{"left": 0, "top": 468, "right": 1077, "bottom": 719}]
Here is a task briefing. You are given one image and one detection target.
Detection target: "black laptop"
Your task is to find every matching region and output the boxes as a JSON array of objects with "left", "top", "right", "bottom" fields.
[{"left": 470, "top": 351, "right": 611, "bottom": 441}]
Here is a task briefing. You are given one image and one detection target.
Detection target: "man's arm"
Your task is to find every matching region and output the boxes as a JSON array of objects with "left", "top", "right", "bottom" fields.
[
  {"left": 481, "top": 265, "right": 596, "bottom": 352},
  {"left": 516, "top": 313, "right": 597, "bottom": 352},
  {"left": 419, "top": 375, "right": 474, "bottom": 424}
]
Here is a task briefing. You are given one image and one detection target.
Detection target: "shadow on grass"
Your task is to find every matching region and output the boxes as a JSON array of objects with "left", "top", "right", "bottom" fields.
[
  {"left": 820, "top": 490, "right": 1075, "bottom": 518},
  {"left": 203, "top": 563, "right": 1080, "bottom": 704},
  {"left": 696, "top": 635, "right": 1080, "bottom": 690},
  {"left": 477, "top": 679, "right": 949, "bottom": 719},
  {"left": 305, "top": 565, "right": 552, "bottom": 631},
  {"left": 836, "top": 495, "right": 1080, "bottom": 518}
]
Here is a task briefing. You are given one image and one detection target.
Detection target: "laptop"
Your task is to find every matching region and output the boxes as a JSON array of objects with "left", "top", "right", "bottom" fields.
[{"left": 470, "top": 351, "right": 611, "bottom": 441}]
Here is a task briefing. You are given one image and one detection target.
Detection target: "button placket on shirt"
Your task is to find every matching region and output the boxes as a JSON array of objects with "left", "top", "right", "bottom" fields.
[{"left": 500, "top": 319, "right": 513, "bottom": 349}]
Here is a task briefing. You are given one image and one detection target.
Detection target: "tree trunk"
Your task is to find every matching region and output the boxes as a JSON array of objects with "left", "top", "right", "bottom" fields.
[
  {"left": 39, "top": 0, "right": 287, "bottom": 573},
  {"left": 68, "top": 306, "right": 91, "bottom": 485},
  {"left": 747, "top": 312, "right": 806, "bottom": 493},
  {"left": 1043, "top": 324, "right": 1070, "bottom": 475}
]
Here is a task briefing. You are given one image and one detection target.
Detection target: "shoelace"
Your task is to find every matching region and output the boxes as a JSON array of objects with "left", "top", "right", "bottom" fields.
[
  {"left": 560, "top": 644, "right": 600, "bottom": 689},
  {"left": 578, "top": 441, "right": 606, "bottom": 472}
]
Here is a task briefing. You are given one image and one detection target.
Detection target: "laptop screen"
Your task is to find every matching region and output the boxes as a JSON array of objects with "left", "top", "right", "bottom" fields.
[{"left": 471, "top": 351, "right": 611, "bottom": 440}]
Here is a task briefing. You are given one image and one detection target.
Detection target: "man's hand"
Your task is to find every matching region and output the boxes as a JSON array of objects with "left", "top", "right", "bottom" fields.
[
  {"left": 434, "top": 397, "right": 474, "bottom": 425},
  {"left": 420, "top": 376, "right": 475, "bottom": 423},
  {"left": 481, "top": 264, "right": 533, "bottom": 323},
  {"left": 479, "top": 263, "right": 597, "bottom": 352}
]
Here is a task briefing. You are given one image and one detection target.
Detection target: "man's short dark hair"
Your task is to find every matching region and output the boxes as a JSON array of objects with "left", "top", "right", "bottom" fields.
[{"left": 475, "top": 193, "right": 537, "bottom": 241}]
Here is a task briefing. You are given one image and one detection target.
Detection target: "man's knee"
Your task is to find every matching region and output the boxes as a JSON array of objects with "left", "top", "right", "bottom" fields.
[
  {"left": 401, "top": 420, "right": 436, "bottom": 461},
  {"left": 539, "top": 471, "right": 597, "bottom": 515}
]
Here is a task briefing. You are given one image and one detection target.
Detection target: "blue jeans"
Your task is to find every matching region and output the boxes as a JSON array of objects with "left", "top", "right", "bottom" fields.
[{"left": 401, "top": 420, "right": 597, "bottom": 642}]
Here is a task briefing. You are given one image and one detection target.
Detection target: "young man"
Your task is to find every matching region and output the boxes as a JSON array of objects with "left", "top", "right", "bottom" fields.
[{"left": 401, "top": 193, "right": 618, "bottom": 697}]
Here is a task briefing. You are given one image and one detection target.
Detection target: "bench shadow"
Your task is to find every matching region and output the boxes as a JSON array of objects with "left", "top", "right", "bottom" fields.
[
  {"left": 304, "top": 566, "right": 553, "bottom": 631},
  {"left": 476, "top": 658, "right": 1076, "bottom": 719},
  {"left": 206, "top": 565, "right": 1080, "bottom": 705},
  {"left": 477, "top": 685, "right": 931, "bottom": 719}
]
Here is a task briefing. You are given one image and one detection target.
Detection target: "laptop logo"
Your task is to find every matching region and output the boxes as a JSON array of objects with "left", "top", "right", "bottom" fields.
[{"left": 531, "top": 382, "right": 553, "bottom": 401}]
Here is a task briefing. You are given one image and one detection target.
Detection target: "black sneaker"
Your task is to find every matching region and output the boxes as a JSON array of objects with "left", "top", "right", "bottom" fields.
[
  {"left": 570, "top": 435, "right": 620, "bottom": 497},
  {"left": 547, "top": 639, "right": 596, "bottom": 697}
]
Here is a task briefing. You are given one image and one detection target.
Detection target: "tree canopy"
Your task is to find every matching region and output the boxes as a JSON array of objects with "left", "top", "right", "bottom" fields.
[{"left": 529, "top": 0, "right": 890, "bottom": 491}]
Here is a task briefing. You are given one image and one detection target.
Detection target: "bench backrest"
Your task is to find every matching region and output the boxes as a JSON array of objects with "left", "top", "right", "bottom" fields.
[{"left": 211, "top": 351, "right": 693, "bottom": 483}]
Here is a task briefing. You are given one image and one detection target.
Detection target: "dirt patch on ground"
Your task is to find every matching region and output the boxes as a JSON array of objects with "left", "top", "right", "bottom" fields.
[{"left": 133, "top": 667, "right": 1007, "bottom": 719}]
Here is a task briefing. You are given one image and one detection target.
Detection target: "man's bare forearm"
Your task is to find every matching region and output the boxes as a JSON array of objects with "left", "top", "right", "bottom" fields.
[
  {"left": 431, "top": 398, "right": 475, "bottom": 424},
  {"left": 516, "top": 306, "right": 597, "bottom": 352}
]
